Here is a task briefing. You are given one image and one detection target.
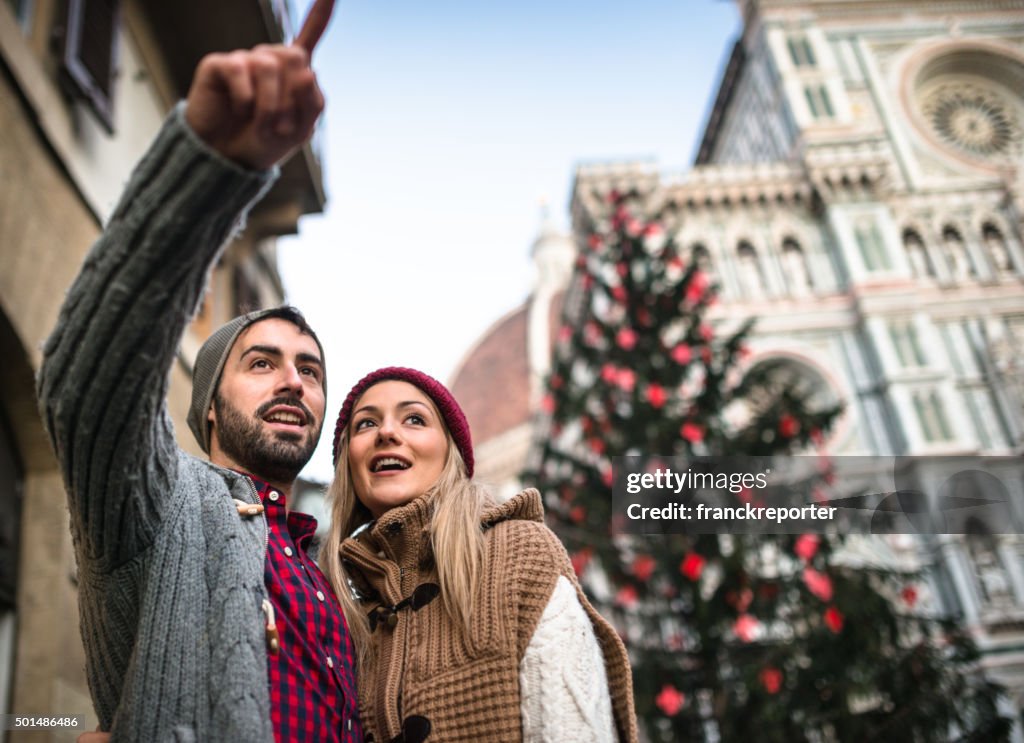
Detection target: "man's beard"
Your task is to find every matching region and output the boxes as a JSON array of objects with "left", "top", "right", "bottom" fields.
[{"left": 212, "top": 392, "right": 322, "bottom": 485}]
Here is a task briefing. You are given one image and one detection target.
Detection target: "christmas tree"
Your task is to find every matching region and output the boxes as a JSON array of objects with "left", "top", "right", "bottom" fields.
[{"left": 523, "top": 190, "right": 1009, "bottom": 742}]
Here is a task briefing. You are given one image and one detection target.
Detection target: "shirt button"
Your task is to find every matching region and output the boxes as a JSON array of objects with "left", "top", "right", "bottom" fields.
[
  {"left": 327, "top": 656, "right": 334, "bottom": 668},
  {"left": 316, "top": 590, "right": 325, "bottom": 601},
  {"left": 269, "top": 491, "right": 280, "bottom": 502},
  {"left": 284, "top": 547, "right": 293, "bottom": 557}
]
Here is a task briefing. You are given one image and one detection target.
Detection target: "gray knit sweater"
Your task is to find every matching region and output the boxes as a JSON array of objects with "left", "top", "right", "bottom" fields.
[{"left": 38, "top": 105, "right": 280, "bottom": 742}]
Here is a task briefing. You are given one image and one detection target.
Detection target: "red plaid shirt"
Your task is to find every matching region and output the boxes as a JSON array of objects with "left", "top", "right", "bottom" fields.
[{"left": 253, "top": 478, "right": 362, "bottom": 742}]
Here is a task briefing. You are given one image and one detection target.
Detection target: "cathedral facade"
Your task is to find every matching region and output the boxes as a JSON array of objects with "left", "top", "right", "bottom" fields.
[{"left": 453, "top": 0, "right": 1024, "bottom": 734}]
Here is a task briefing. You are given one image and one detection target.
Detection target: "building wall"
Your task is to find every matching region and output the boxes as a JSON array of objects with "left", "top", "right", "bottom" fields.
[
  {"left": 560, "top": 0, "right": 1024, "bottom": 736},
  {"left": 0, "top": 0, "right": 320, "bottom": 738}
]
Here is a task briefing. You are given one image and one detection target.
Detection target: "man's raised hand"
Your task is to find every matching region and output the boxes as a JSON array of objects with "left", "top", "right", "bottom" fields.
[{"left": 184, "top": 0, "right": 335, "bottom": 171}]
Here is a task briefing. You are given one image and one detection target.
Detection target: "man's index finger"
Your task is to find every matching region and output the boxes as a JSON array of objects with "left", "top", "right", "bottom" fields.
[{"left": 294, "top": 0, "right": 335, "bottom": 56}]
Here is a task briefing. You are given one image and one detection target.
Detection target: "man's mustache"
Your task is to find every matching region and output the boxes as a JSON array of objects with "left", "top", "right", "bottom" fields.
[{"left": 255, "top": 396, "right": 317, "bottom": 427}]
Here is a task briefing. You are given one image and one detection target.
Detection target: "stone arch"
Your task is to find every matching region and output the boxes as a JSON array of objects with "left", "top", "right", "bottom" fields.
[
  {"left": 690, "top": 242, "right": 713, "bottom": 273},
  {"left": 780, "top": 236, "right": 813, "bottom": 296},
  {"left": 736, "top": 240, "right": 768, "bottom": 299},
  {"left": 981, "top": 222, "right": 1013, "bottom": 274},
  {"left": 902, "top": 226, "right": 935, "bottom": 278},
  {"left": 940, "top": 224, "right": 974, "bottom": 280}
]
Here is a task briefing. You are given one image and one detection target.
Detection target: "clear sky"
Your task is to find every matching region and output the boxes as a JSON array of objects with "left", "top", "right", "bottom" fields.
[{"left": 279, "top": 0, "right": 742, "bottom": 482}]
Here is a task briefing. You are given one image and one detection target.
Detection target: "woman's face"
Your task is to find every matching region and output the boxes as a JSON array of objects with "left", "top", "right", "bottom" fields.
[{"left": 347, "top": 380, "right": 449, "bottom": 519}]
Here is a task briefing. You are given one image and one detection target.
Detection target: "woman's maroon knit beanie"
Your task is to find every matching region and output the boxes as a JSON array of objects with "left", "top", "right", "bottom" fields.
[{"left": 332, "top": 366, "right": 474, "bottom": 478}]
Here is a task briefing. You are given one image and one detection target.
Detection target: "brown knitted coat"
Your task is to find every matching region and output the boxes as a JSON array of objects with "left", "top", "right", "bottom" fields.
[{"left": 339, "top": 489, "right": 638, "bottom": 743}]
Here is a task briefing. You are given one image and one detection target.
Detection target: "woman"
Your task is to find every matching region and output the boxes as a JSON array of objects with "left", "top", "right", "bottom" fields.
[{"left": 321, "top": 367, "right": 638, "bottom": 742}]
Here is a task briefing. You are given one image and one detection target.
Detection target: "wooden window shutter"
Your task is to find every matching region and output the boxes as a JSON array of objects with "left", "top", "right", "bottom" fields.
[{"left": 61, "top": 0, "right": 121, "bottom": 133}]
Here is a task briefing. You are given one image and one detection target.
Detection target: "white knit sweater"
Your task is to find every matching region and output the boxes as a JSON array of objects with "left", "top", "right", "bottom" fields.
[{"left": 520, "top": 575, "right": 618, "bottom": 742}]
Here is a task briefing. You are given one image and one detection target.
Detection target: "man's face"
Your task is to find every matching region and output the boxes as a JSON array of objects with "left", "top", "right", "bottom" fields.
[{"left": 208, "top": 318, "right": 326, "bottom": 486}]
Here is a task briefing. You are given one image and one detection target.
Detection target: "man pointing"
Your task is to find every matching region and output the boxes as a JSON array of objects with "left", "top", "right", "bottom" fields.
[{"left": 37, "top": 2, "right": 360, "bottom": 740}]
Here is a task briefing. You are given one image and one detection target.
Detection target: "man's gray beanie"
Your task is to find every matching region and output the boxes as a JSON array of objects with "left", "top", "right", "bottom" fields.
[{"left": 187, "top": 308, "right": 325, "bottom": 454}]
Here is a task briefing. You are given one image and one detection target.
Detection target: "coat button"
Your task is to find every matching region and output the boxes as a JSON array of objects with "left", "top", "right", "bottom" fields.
[
  {"left": 401, "top": 715, "right": 431, "bottom": 743},
  {"left": 387, "top": 521, "right": 402, "bottom": 535}
]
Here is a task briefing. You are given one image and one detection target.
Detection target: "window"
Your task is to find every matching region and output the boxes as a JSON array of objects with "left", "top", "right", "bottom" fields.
[
  {"left": 889, "top": 321, "right": 927, "bottom": 368},
  {"left": 854, "top": 220, "right": 891, "bottom": 271},
  {"left": 804, "top": 84, "right": 834, "bottom": 119},
  {"left": 982, "top": 224, "right": 1013, "bottom": 275},
  {"left": 912, "top": 390, "right": 953, "bottom": 443},
  {"left": 60, "top": 0, "right": 121, "bottom": 134},
  {"left": 941, "top": 226, "right": 973, "bottom": 281},
  {"left": 787, "top": 35, "right": 816, "bottom": 67},
  {"left": 736, "top": 242, "right": 767, "bottom": 299},
  {"left": 966, "top": 518, "right": 1015, "bottom": 608},
  {"left": 781, "top": 238, "right": 813, "bottom": 296},
  {"left": 902, "top": 229, "right": 934, "bottom": 278},
  {"left": 938, "top": 321, "right": 980, "bottom": 377},
  {"left": 691, "top": 244, "right": 713, "bottom": 273}
]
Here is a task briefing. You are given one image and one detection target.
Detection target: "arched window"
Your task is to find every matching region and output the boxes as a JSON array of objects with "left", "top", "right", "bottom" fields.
[
  {"left": 691, "top": 244, "right": 713, "bottom": 273},
  {"left": 941, "top": 226, "right": 973, "bottom": 281},
  {"left": 736, "top": 241, "right": 766, "bottom": 299},
  {"left": 966, "top": 516, "right": 1014, "bottom": 608},
  {"left": 780, "top": 237, "right": 813, "bottom": 296},
  {"left": 902, "top": 228, "right": 934, "bottom": 278},
  {"left": 982, "top": 223, "right": 1013, "bottom": 274}
]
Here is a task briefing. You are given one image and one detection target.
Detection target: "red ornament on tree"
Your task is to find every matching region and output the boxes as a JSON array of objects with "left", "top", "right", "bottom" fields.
[
  {"left": 824, "top": 606, "right": 844, "bottom": 633},
  {"left": 611, "top": 285, "right": 627, "bottom": 303},
  {"left": 760, "top": 667, "right": 783, "bottom": 695},
  {"left": 681, "top": 421, "right": 704, "bottom": 443},
  {"left": 614, "top": 584, "right": 639, "bottom": 609},
  {"left": 655, "top": 684, "right": 686, "bottom": 717},
  {"left": 587, "top": 233, "right": 603, "bottom": 251},
  {"left": 671, "top": 343, "right": 692, "bottom": 365},
  {"left": 646, "top": 383, "right": 667, "bottom": 409},
  {"left": 569, "top": 505, "right": 586, "bottom": 524},
  {"left": 734, "top": 613, "right": 760, "bottom": 643},
  {"left": 680, "top": 552, "right": 705, "bottom": 581},
  {"left": 616, "top": 327, "right": 637, "bottom": 351},
  {"left": 540, "top": 394, "right": 554, "bottom": 413},
  {"left": 901, "top": 585, "right": 918, "bottom": 608},
  {"left": 794, "top": 534, "right": 820, "bottom": 562},
  {"left": 778, "top": 413, "right": 800, "bottom": 438},
  {"left": 686, "top": 271, "right": 709, "bottom": 304},
  {"left": 616, "top": 368, "right": 636, "bottom": 392},
  {"left": 802, "top": 567, "right": 834, "bottom": 603},
  {"left": 632, "top": 554, "right": 657, "bottom": 582},
  {"left": 570, "top": 547, "right": 592, "bottom": 577}
]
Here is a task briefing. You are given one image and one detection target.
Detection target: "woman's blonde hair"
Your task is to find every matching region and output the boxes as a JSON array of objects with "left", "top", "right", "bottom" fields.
[{"left": 320, "top": 415, "right": 494, "bottom": 670}]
